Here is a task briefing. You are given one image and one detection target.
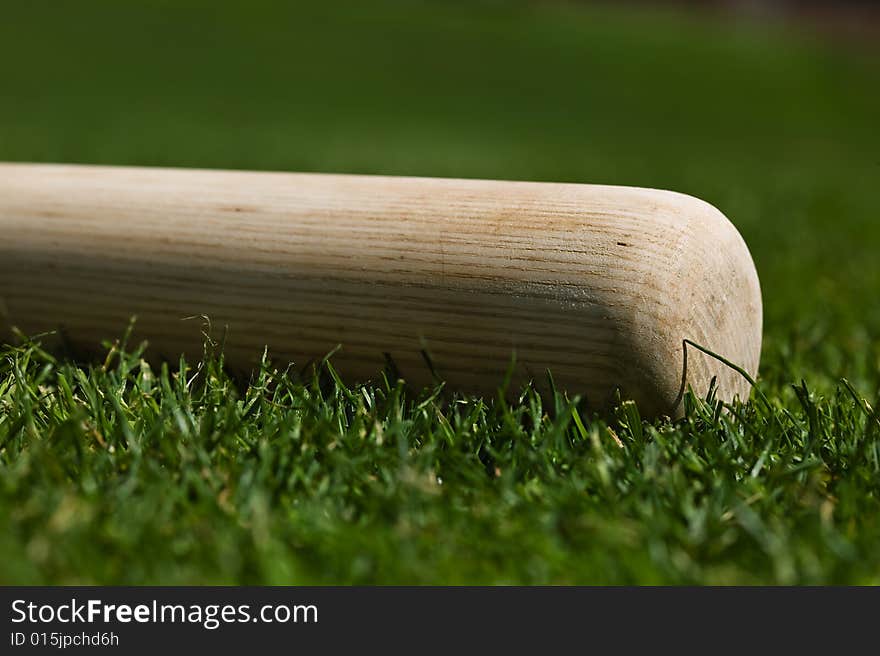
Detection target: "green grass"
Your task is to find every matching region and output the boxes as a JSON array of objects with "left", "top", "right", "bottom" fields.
[{"left": 1, "top": 0, "right": 879, "bottom": 584}]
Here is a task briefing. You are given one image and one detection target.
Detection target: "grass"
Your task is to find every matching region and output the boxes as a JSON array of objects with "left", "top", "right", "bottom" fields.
[
  {"left": 1, "top": 0, "right": 879, "bottom": 584},
  {"left": 2, "top": 328, "right": 879, "bottom": 584}
]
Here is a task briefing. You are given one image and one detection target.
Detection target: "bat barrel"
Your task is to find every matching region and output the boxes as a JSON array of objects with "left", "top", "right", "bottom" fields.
[{"left": 0, "top": 163, "right": 761, "bottom": 416}]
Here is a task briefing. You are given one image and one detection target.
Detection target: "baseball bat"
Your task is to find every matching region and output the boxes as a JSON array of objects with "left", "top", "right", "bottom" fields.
[{"left": 0, "top": 163, "right": 761, "bottom": 416}]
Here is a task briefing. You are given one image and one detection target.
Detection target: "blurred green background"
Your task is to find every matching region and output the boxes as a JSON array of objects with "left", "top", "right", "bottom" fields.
[{"left": 2, "top": 0, "right": 877, "bottom": 395}]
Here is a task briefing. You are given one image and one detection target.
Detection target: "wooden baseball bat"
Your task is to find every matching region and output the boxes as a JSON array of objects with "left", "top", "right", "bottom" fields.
[{"left": 0, "top": 163, "right": 761, "bottom": 416}]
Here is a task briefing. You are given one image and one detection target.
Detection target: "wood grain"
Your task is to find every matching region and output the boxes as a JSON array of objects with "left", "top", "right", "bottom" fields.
[{"left": 0, "top": 163, "right": 762, "bottom": 416}]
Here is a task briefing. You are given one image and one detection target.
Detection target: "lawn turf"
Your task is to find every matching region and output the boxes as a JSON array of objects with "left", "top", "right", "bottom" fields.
[{"left": 1, "top": 0, "right": 879, "bottom": 584}]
